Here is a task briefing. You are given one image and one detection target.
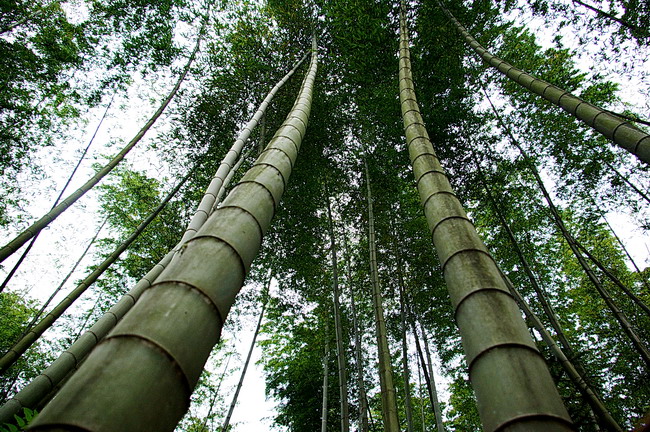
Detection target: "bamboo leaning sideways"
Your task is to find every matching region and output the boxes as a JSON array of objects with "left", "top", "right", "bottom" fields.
[
  {"left": 26, "top": 37, "right": 318, "bottom": 432},
  {"left": 0, "top": 53, "right": 309, "bottom": 425}
]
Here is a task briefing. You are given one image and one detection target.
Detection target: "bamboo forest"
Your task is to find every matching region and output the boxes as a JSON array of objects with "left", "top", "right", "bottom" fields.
[{"left": 1, "top": 0, "right": 650, "bottom": 430}]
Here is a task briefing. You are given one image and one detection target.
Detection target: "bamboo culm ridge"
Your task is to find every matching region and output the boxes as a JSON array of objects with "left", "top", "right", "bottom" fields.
[
  {"left": 435, "top": 0, "right": 650, "bottom": 165},
  {"left": 398, "top": 2, "right": 572, "bottom": 430},
  {"left": 27, "top": 37, "right": 318, "bottom": 432},
  {"left": 0, "top": 52, "right": 309, "bottom": 424}
]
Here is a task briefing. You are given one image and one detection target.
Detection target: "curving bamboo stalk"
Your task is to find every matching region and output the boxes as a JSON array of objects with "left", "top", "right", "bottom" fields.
[
  {"left": 0, "top": 52, "right": 310, "bottom": 425},
  {"left": 398, "top": 3, "right": 572, "bottom": 431},
  {"left": 435, "top": 0, "right": 650, "bottom": 165},
  {"left": 27, "top": 37, "right": 318, "bottom": 432}
]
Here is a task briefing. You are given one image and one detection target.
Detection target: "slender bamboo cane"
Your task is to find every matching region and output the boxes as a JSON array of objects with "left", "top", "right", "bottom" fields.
[
  {"left": 434, "top": 0, "right": 650, "bottom": 165},
  {"left": 202, "top": 353, "right": 232, "bottom": 432},
  {"left": 408, "top": 307, "right": 437, "bottom": 417},
  {"left": 326, "top": 196, "right": 350, "bottom": 432},
  {"left": 576, "top": 240, "right": 650, "bottom": 317},
  {"left": 500, "top": 272, "right": 623, "bottom": 432},
  {"left": 364, "top": 157, "right": 400, "bottom": 432},
  {"left": 0, "top": 52, "right": 309, "bottom": 425},
  {"left": 27, "top": 37, "right": 318, "bottom": 432},
  {"left": 480, "top": 89, "right": 650, "bottom": 370},
  {"left": 321, "top": 320, "right": 330, "bottom": 432},
  {"left": 571, "top": 0, "right": 648, "bottom": 36},
  {"left": 342, "top": 231, "right": 369, "bottom": 432},
  {"left": 0, "top": 29, "right": 204, "bottom": 264},
  {"left": 0, "top": 95, "right": 114, "bottom": 293},
  {"left": 17, "top": 217, "right": 108, "bottom": 340},
  {"left": 178, "top": 53, "right": 308, "bottom": 245},
  {"left": 220, "top": 291, "right": 268, "bottom": 432},
  {"left": 0, "top": 169, "right": 193, "bottom": 375},
  {"left": 398, "top": 3, "right": 572, "bottom": 431},
  {"left": 418, "top": 324, "right": 445, "bottom": 432},
  {"left": 398, "top": 278, "right": 414, "bottom": 432}
]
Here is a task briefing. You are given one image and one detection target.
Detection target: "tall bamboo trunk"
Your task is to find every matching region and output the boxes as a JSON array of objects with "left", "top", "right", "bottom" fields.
[
  {"left": 434, "top": 0, "right": 650, "bottom": 165},
  {"left": 480, "top": 90, "right": 650, "bottom": 369},
  {"left": 0, "top": 52, "right": 310, "bottom": 426},
  {"left": 26, "top": 38, "right": 318, "bottom": 432},
  {"left": 398, "top": 4, "right": 572, "bottom": 431},
  {"left": 342, "top": 233, "right": 369, "bottom": 432},
  {"left": 326, "top": 197, "right": 350, "bottom": 432},
  {"left": 0, "top": 169, "right": 192, "bottom": 375},
  {"left": 0, "top": 23, "right": 206, "bottom": 264},
  {"left": 364, "top": 158, "right": 400, "bottom": 432}
]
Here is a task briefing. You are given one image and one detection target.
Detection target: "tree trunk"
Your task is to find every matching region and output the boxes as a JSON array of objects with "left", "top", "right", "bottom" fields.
[
  {"left": 0, "top": 169, "right": 192, "bottom": 375},
  {"left": 398, "top": 3, "right": 572, "bottom": 431},
  {"left": 434, "top": 0, "right": 650, "bottom": 165},
  {"left": 0, "top": 51, "right": 313, "bottom": 426},
  {"left": 398, "top": 275, "right": 414, "bottom": 432},
  {"left": 326, "top": 196, "right": 350, "bottom": 432},
  {"left": 364, "top": 157, "right": 400, "bottom": 432},
  {"left": 418, "top": 324, "right": 444, "bottom": 432},
  {"left": 342, "top": 232, "right": 369, "bottom": 432},
  {"left": 321, "top": 323, "right": 329, "bottom": 432},
  {"left": 27, "top": 38, "right": 318, "bottom": 432}
]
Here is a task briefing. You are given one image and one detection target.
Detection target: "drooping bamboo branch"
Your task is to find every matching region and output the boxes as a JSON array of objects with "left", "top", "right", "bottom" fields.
[
  {"left": 364, "top": 157, "right": 400, "bottom": 432},
  {"left": 0, "top": 52, "right": 311, "bottom": 425},
  {"left": 500, "top": 272, "right": 623, "bottom": 432},
  {"left": 0, "top": 95, "right": 114, "bottom": 293},
  {"left": 0, "top": 27, "right": 205, "bottom": 265},
  {"left": 27, "top": 37, "right": 318, "bottom": 432},
  {"left": 434, "top": 0, "right": 650, "bottom": 165},
  {"left": 0, "top": 169, "right": 193, "bottom": 375},
  {"left": 326, "top": 196, "right": 350, "bottom": 432},
  {"left": 398, "top": 3, "right": 572, "bottom": 431}
]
